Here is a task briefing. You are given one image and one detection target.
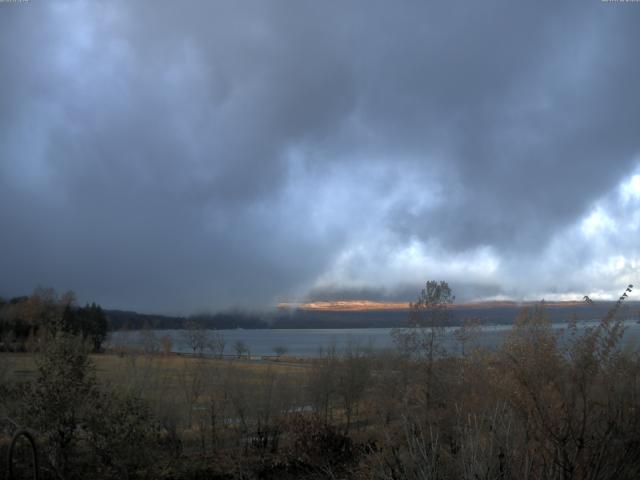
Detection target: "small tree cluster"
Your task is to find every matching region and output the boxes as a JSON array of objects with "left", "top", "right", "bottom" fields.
[{"left": 0, "top": 288, "right": 107, "bottom": 352}]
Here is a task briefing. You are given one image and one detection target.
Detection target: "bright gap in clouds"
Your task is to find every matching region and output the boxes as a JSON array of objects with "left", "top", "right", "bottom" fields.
[
  {"left": 620, "top": 174, "right": 640, "bottom": 205},
  {"left": 303, "top": 165, "right": 640, "bottom": 305}
]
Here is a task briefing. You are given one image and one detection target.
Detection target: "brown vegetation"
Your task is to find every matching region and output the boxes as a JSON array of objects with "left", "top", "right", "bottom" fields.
[{"left": 2, "top": 282, "right": 640, "bottom": 479}]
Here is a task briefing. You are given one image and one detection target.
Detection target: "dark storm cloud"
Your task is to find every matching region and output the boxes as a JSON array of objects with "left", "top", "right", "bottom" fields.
[{"left": 1, "top": 1, "right": 639, "bottom": 311}]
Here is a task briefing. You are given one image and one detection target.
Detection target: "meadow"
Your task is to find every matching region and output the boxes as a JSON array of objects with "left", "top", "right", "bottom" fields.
[{"left": 2, "top": 284, "right": 640, "bottom": 479}]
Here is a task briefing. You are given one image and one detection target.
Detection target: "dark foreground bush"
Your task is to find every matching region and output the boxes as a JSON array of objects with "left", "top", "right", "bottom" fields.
[{"left": 2, "top": 334, "right": 168, "bottom": 479}]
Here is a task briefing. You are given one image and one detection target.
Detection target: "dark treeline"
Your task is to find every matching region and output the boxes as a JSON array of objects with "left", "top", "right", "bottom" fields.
[
  {"left": 104, "top": 309, "right": 186, "bottom": 330},
  {"left": 106, "top": 310, "right": 269, "bottom": 330},
  {"left": 0, "top": 287, "right": 107, "bottom": 352}
]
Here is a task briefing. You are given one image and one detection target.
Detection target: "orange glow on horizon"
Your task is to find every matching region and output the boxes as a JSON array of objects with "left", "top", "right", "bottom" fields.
[
  {"left": 277, "top": 299, "right": 592, "bottom": 312},
  {"left": 278, "top": 300, "right": 410, "bottom": 311}
]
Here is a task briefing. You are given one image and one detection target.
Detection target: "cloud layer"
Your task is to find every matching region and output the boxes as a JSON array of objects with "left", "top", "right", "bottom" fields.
[{"left": 1, "top": 1, "right": 639, "bottom": 312}]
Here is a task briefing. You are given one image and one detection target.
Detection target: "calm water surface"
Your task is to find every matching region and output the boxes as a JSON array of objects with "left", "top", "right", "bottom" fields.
[{"left": 107, "top": 321, "right": 640, "bottom": 357}]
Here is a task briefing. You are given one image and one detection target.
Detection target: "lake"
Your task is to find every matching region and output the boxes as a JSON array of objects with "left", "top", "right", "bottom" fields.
[{"left": 106, "top": 320, "right": 640, "bottom": 357}]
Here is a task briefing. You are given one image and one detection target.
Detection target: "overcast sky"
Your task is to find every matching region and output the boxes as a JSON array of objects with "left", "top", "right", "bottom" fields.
[{"left": 1, "top": 1, "right": 640, "bottom": 313}]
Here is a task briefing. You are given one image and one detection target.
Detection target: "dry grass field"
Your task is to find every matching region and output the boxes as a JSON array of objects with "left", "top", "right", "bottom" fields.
[{"left": 1, "top": 351, "right": 306, "bottom": 389}]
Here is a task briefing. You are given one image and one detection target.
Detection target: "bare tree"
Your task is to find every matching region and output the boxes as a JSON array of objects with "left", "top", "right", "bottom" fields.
[
  {"left": 233, "top": 340, "right": 249, "bottom": 359},
  {"left": 178, "top": 358, "right": 206, "bottom": 428},
  {"left": 200, "top": 361, "right": 230, "bottom": 451},
  {"left": 370, "top": 350, "right": 411, "bottom": 425},
  {"left": 454, "top": 317, "right": 481, "bottom": 358},
  {"left": 140, "top": 325, "right": 159, "bottom": 355},
  {"left": 336, "top": 341, "right": 371, "bottom": 433},
  {"left": 273, "top": 345, "right": 287, "bottom": 357},
  {"left": 307, "top": 344, "right": 338, "bottom": 425},
  {"left": 393, "top": 280, "right": 454, "bottom": 411},
  {"left": 207, "top": 330, "right": 226, "bottom": 358},
  {"left": 183, "top": 320, "right": 208, "bottom": 356},
  {"left": 160, "top": 335, "right": 173, "bottom": 355}
]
